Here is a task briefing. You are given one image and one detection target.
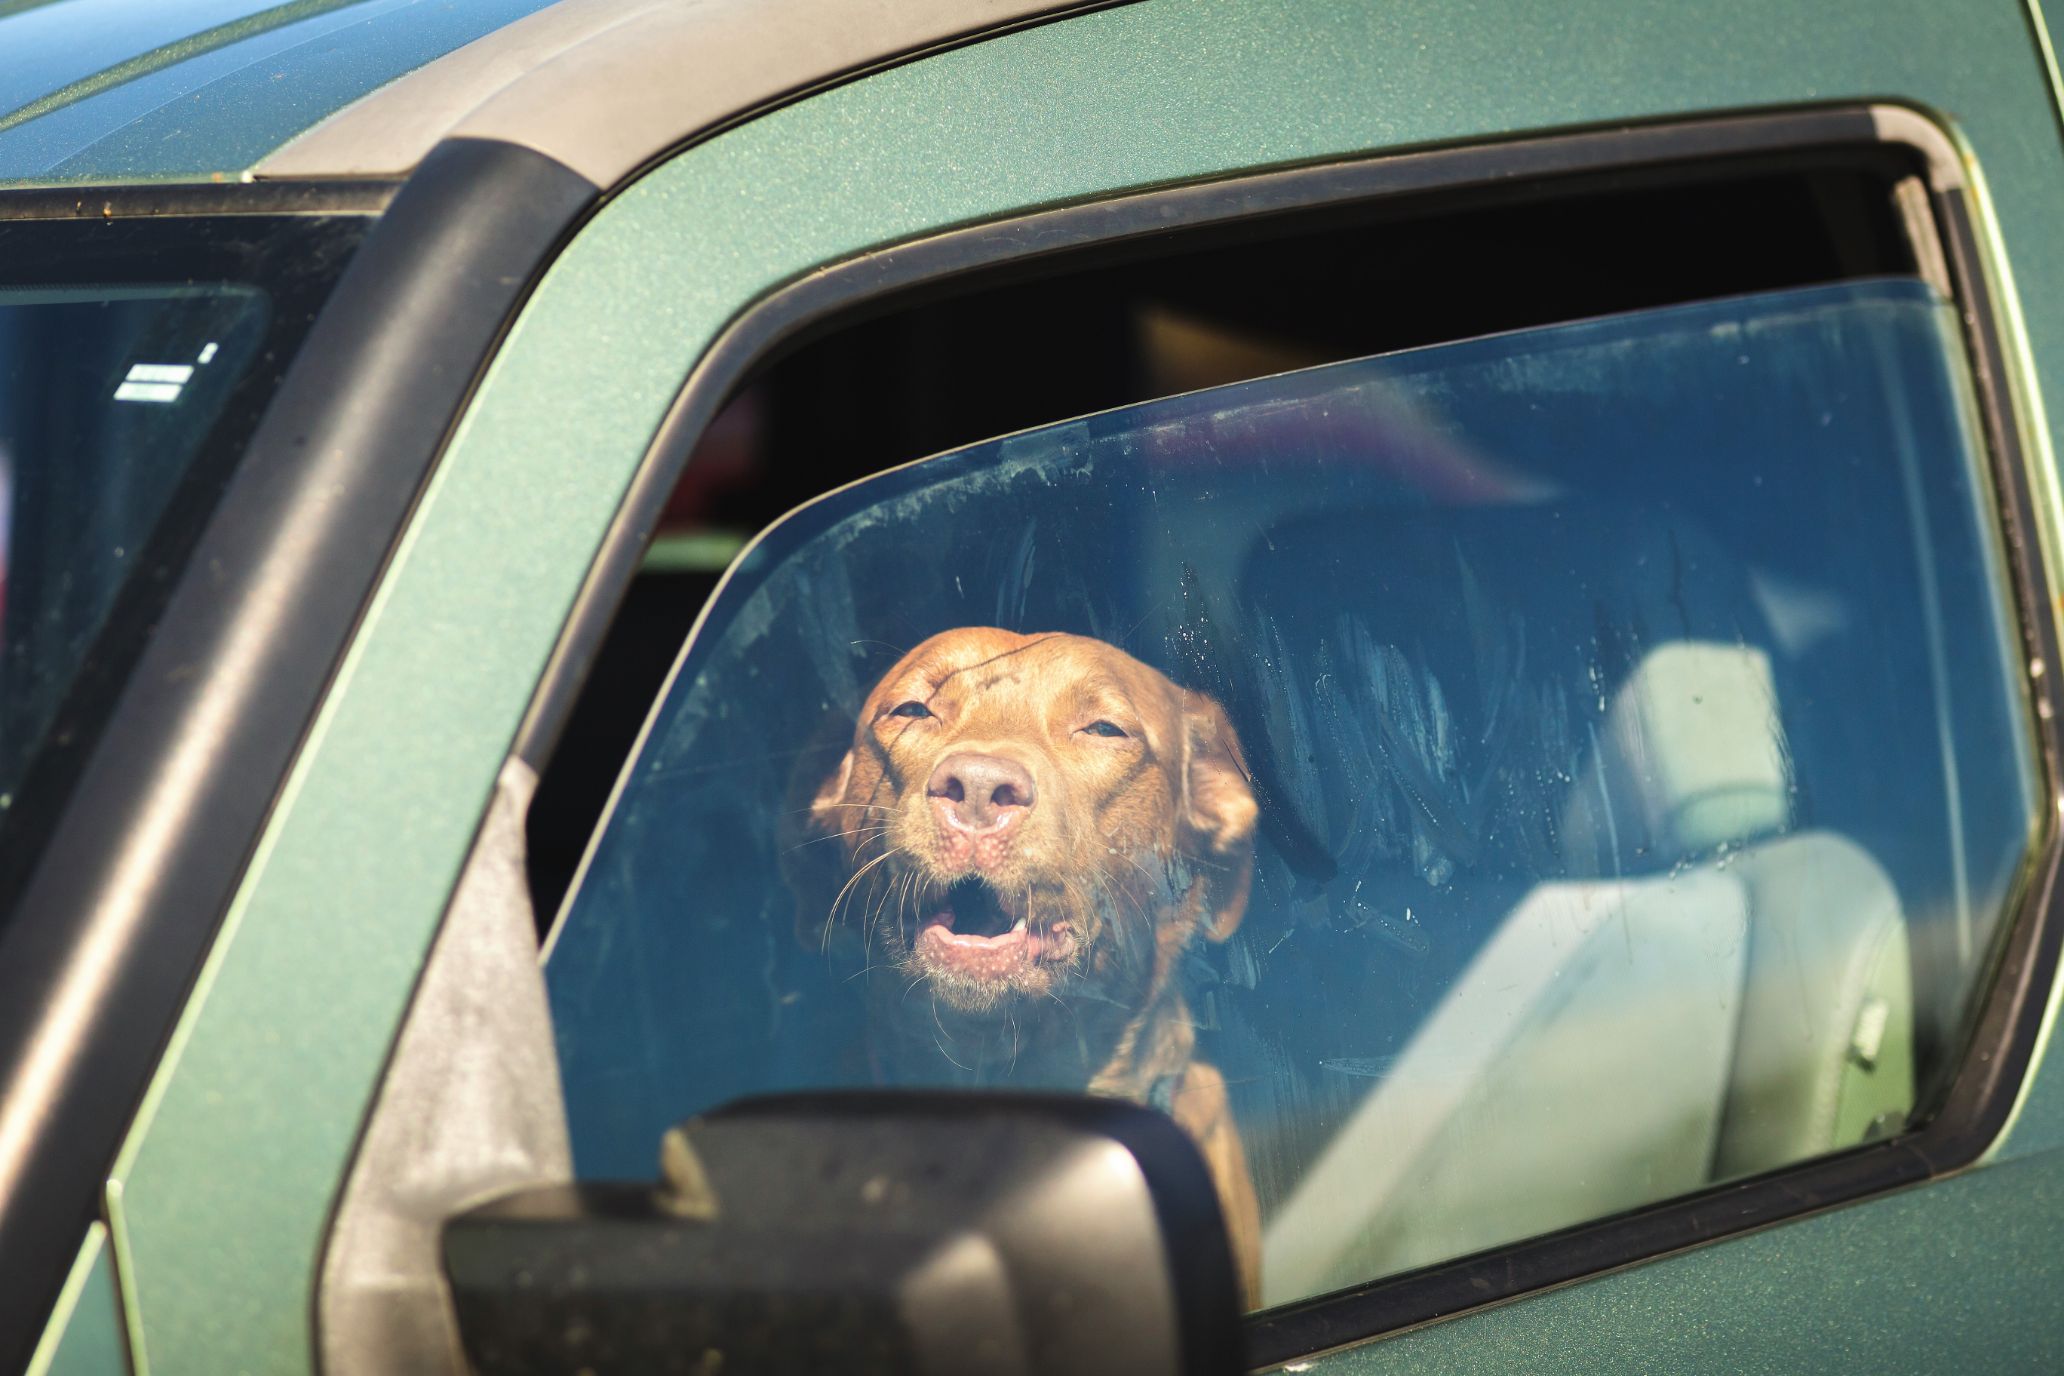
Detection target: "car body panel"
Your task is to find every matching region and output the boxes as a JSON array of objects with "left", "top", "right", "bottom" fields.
[
  {"left": 1311, "top": 1146, "right": 2064, "bottom": 1373},
  {"left": 1989, "top": 0, "right": 2064, "bottom": 1166},
  {"left": 26, "top": 1225, "right": 127, "bottom": 1376},
  {"left": 0, "top": 0, "right": 559, "bottom": 186},
  {"left": 83, "top": 0, "right": 2064, "bottom": 1370}
]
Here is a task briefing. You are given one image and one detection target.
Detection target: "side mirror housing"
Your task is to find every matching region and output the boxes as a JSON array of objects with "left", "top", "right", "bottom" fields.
[{"left": 443, "top": 1092, "right": 1243, "bottom": 1376}]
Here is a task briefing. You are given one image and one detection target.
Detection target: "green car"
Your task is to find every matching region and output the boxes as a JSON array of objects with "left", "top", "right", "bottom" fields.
[{"left": 8, "top": 0, "right": 2064, "bottom": 1371}]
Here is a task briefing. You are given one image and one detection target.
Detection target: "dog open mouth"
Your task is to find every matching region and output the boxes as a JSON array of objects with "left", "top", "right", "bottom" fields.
[{"left": 914, "top": 876, "right": 1078, "bottom": 981}]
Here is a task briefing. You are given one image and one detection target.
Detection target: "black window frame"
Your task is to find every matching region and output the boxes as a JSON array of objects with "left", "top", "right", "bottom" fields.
[{"left": 508, "top": 104, "right": 2063, "bottom": 1366}]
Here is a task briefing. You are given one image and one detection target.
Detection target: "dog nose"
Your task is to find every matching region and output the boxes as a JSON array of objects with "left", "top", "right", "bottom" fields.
[{"left": 927, "top": 752, "right": 1036, "bottom": 831}]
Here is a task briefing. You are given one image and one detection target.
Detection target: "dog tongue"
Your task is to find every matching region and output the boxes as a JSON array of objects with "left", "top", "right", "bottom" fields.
[{"left": 918, "top": 915, "right": 1048, "bottom": 972}]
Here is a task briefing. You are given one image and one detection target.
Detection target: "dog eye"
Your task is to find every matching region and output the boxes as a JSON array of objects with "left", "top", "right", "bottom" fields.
[
  {"left": 888, "top": 700, "right": 934, "bottom": 720},
  {"left": 1081, "top": 720, "right": 1129, "bottom": 738}
]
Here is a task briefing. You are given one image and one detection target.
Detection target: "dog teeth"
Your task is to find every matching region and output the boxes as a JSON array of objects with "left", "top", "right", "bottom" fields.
[{"left": 1011, "top": 916, "right": 1027, "bottom": 934}]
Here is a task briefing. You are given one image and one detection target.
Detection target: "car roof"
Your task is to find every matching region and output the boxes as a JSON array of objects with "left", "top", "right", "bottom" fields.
[
  {"left": 0, "top": 0, "right": 563, "bottom": 187},
  {"left": 0, "top": 0, "right": 1092, "bottom": 192}
]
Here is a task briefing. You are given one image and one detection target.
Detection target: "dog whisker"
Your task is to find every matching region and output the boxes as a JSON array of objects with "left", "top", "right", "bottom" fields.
[
  {"left": 929, "top": 995, "right": 975, "bottom": 1072},
  {"left": 784, "top": 823, "right": 888, "bottom": 857},
  {"left": 828, "top": 848, "right": 900, "bottom": 934}
]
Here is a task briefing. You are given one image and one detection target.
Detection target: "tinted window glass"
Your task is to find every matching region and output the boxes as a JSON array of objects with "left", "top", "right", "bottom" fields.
[
  {"left": 0, "top": 210, "right": 365, "bottom": 917},
  {"left": 0, "top": 284, "right": 268, "bottom": 801},
  {"left": 545, "top": 279, "right": 2037, "bottom": 1307}
]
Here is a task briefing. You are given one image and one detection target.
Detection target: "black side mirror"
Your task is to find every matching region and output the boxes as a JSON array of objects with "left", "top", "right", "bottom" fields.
[{"left": 442, "top": 1092, "right": 1243, "bottom": 1376}]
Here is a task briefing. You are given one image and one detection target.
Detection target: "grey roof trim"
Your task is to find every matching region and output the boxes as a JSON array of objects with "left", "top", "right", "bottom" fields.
[{"left": 257, "top": 0, "right": 1114, "bottom": 188}]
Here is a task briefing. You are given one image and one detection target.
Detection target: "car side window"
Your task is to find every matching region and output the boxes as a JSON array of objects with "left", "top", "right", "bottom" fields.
[{"left": 539, "top": 273, "right": 2037, "bottom": 1309}]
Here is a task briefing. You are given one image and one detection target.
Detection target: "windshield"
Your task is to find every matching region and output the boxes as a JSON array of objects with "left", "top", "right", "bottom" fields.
[
  {"left": 0, "top": 284, "right": 267, "bottom": 796},
  {"left": 0, "top": 211, "right": 366, "bottom": 883},
  {"left": 547, "top": 278, "right": 2039, "bottom": 1308}
]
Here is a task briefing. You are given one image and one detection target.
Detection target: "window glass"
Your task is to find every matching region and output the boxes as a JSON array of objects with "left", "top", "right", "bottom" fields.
[
  {"left": 0, "top": 209, "right": 366, "bottom": 916},
  {"left": 544, "top": 278, "right": 2037, "bottom": 1308},
  {"left": 0, "top": 284, "right": 268, "bottom": 805}
]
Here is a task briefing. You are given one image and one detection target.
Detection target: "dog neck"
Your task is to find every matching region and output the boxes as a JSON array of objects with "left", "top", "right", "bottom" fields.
[{"left": 866, "top": 975, "right": 1198, "bottom": 1102}]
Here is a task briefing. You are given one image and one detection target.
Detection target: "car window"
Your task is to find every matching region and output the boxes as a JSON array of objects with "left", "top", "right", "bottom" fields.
[
  {"left": 542, "top": 277, "right": 2037, "bottom": 1308},
  {"left": 0, "top": 211, "right": 366, "bottom": 922},
  {"left": 0, "top": 284, "right": 267, "bottom": 807}
]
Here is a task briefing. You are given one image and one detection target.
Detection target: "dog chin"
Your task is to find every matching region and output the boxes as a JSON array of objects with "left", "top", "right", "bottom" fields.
[{"left": 906, "top": 959, "right": 1050, "bottom": 1014}]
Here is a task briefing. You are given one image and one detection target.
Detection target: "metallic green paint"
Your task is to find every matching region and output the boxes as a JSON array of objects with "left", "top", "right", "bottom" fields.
[
  {"left": 102, "top": 0, "right": 2064, "bottom": 1370},
  {"left": 1998, "top": 0, "right": 2064, "bottom": 1177},
  {"left": 27, "top": 1225, "right": 131, "bottom": 1376},
  {"left": 1307, "top": 1147, "right": 2064, "bottom": 1374}
]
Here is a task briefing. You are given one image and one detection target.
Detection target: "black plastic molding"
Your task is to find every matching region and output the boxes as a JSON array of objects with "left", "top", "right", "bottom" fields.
[
  {"left": 506, "top": 105, "right": 2064, "bottom": 1371},
  {"left": 0, "top": 178, "right": 396, "bottom": 220}
]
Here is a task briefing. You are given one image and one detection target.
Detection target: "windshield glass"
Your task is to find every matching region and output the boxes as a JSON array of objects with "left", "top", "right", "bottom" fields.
[
  {"left": 0, "top": 284, "right": 267, "bottom": 797},
  {"left": 0, "top": 210, "right": 366, "bottom": 888},
  {"left": 547, "top": 278, "right": 2039, "bottom": 1309}
]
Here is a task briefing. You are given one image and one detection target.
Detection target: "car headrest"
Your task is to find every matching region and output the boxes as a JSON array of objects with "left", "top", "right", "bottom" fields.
[
  {"left": 1236, "top": 500, "right": 1774, "bottom": 882},
  {"left": 1559, "top": 641, "right": 1792, "bottom": 869}
]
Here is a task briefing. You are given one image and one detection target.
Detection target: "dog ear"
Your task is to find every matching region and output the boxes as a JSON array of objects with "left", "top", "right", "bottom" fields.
[
  {"left": 781, "top": 745, "right": 858, "bottom": 952},
  {"left": 1182, "top": 692, "right": 1258, "bottom": 941},
  {"left": 808, "top": 749, "right": 855, "bottom": 833}
]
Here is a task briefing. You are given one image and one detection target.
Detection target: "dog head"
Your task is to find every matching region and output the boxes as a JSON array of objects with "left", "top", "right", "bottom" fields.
[{"left": 807, "top": 627, "right": 1258, "bottom": 1016}]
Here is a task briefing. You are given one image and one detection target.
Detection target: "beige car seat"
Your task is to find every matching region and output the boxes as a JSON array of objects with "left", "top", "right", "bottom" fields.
[
  {"left": 1580, "top": 643, "right": 1915, "bottom": 1178},
  {"left": 1260, "top": 642, "right": 1913, "bottom": 1304}
]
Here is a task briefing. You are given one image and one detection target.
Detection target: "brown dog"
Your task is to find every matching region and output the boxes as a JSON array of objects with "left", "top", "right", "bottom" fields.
[{"left": 805, "top": 626, "right": 1262, "bottom": 1297}]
